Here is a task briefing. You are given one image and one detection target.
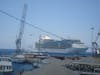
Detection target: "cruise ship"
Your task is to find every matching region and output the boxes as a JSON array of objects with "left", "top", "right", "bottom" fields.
[{"left": 35, "top": 35, "right": 88, "bottom": 54}]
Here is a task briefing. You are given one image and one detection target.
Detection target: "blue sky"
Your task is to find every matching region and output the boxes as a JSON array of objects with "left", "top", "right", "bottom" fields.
[{"left": 0, "top": 0, "right": 100, "bottom": 49}]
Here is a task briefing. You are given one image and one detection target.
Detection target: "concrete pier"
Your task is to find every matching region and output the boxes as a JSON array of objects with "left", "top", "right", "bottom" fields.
[{"left": 22, "top": 57, "right": 77, "bottom": 75}]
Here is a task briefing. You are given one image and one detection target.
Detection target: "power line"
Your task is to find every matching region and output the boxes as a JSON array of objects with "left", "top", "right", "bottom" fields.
[{"left": 0, "top": 9, "right": 64, "bottom": 39}]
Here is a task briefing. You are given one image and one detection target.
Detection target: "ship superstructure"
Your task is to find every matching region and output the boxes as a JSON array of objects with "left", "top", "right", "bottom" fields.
[{"left": 35, "top": 35, "right": 88, "bottom": 54}]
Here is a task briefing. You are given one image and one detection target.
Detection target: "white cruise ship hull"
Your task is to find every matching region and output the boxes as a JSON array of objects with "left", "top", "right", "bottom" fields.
[{"left": 39, "top": 47, "right": 88, "bottom": 54}]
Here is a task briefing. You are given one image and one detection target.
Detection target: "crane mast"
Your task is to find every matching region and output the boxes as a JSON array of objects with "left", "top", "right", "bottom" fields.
[
  {"left": 16, "top": 4, "right": 27, "bottom": 54},
  {"left": 92, "top": 28, "right": 100, "bottom": 55}
]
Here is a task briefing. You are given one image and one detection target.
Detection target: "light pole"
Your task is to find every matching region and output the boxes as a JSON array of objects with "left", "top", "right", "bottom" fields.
[{"left": 91, "top": 27, "right": 94, "bottom": 56}]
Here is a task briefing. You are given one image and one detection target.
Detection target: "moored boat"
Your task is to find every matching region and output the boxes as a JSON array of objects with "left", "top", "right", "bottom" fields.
[
  {"left": 0, "top": 56, "right": 13, "bottom": 72},
  {"left": 11, "top": 55, "right": 25, "bottom": 63}
]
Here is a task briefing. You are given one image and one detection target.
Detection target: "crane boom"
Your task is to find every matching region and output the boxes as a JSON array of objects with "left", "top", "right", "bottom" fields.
[{"left": 16, "top": 4, "right": 27, "bottom": 54}]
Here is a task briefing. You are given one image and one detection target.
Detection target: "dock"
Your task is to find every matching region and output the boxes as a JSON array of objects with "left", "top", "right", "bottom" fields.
[{"left": 22, "top": 57, "right": 77, "bottom": 75}]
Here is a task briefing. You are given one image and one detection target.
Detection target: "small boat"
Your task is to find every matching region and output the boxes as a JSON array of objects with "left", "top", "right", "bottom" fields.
[
  {"left": 23, "top": 52, "right": 48, "bottom": 63},
  {"left": 11, "top": 55, "right": 25, "bottom": 63},
  {"left": 0, "top": 56, "right": 13, "bottom": 72}
]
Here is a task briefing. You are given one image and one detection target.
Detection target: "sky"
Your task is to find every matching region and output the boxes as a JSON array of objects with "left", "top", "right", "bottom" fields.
[{"left": 0, "top": 0, "right": 100, "bottom": 50}]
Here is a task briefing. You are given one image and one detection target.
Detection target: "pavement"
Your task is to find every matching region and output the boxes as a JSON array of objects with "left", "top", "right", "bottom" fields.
[{"left": 22, "top": 57, "right": 77, "bottom": 75}]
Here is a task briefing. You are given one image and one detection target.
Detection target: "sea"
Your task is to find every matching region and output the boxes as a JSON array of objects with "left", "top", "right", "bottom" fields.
[{"left": 0, "top": 49, "right": 92, "bottom": 75}]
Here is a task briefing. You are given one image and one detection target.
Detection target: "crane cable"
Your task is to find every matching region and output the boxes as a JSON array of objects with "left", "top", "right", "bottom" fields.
[{"left": 0, "top": 9, "right": 64, "bottom": 39}]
